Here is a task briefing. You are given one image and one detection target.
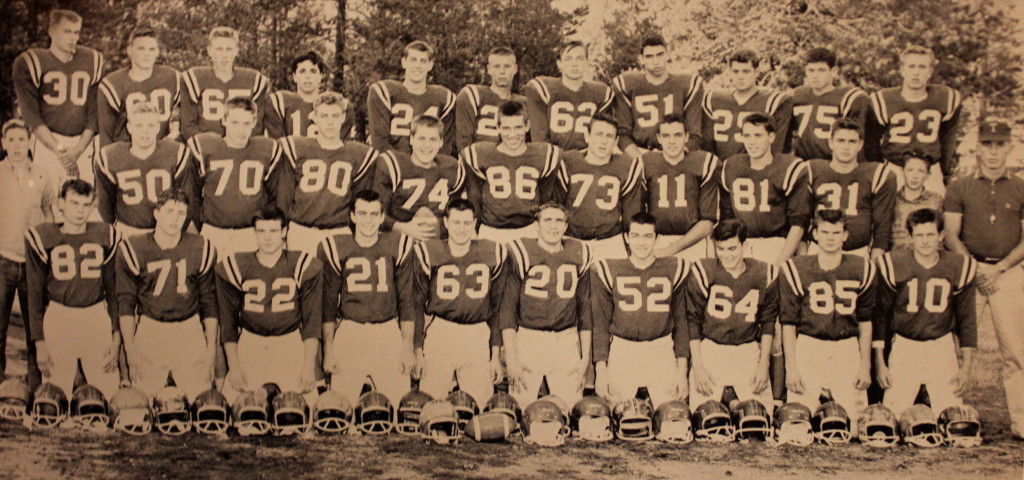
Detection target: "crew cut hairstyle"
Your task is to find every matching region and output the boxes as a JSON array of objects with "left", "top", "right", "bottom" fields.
[{"left": 208, "top": 26, "right": 239, "bottom": 44}]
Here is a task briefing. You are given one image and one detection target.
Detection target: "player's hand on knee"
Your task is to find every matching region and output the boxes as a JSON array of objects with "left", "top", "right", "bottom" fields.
[
  {"left": 35, "top": 342, "right": 54, "bottom": 379},
  {"left": 785, "top": 368, "right": 805, "bottom": 394}
]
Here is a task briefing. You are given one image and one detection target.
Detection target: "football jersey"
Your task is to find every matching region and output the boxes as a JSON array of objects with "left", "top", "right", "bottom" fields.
[
  {"left": 374, "top": 150, "right": 465, "bottom": 225},
  {"left": 180, "top": 66, "right": 270, "bottom": 139},
  {"left": 524, "top": 76, "right": 614, "bottom": 151},
  {"left": 24, "top": 222, "right": 120, "bottom": 341},
  {"left": 454, "top": 84, "right": 526, "bottom": 151},
  {"left": 276, "top": 136, "right": 378, "bottom": 228},
  {"left": 264, "top": 90, "right": 357, "bottom": 139},
  {"left": 367, "top": 79, "right": 456, "bottom": 154},
  {"left": 789, "top": 85, "right": 869, "bottom": 160},
  {"left": 95, "top": 139, "right": 191, "bottom": 229},
  {"left": 500, "top": 237, "right": 593, "bottom": 332},
  {"left": 187, "top": 133, "right": 284, "bottom": 228},
  {"left": 780, "top": 254, "right": 875, "bottom": 341},
  {"left": 875, "top": 250, "right": 977, "bottom": 348},
  {"left": 116, "top": 232, "right": 218, "bottom": 322},
  {"left": 463, "top": 142, "right": 564, "bottom": 229},
  {"left": 720, "top": 154, "right": 811, "bottom": 238},
  {"left": 640, "top": 149, "right": 720, "bottom": 235},
  {"left": 13, "top": 47, "right": 104, "bottom": 136},
  {"left": 807, "top": 160, "right": 897, "bottom": 250},
  {"left": 686, "top": 258, "right": 778, "bottom": 345},
  {"left": 866, "top": 85, "right": 961, "bottom": 172},
  {"left": 611, "top": 71, "right": 705, "bottom": 151},
  {"left": 591, "top": 257, "right": 689, "bottom": 362},
  {"left": 558, "top": 150, "right": 643, "bottom": 240},
  {"left": 317, "top": 231, "right": 416, "bottom": 324},
  {"left": 215, "top": 250, "right": 323, "bottom": 342},
  {"left": 701, "top": 88, "right": 790, "bottom": 159},
  {"left": 97, "top": 65, "right": 181, "bottom": 145}
]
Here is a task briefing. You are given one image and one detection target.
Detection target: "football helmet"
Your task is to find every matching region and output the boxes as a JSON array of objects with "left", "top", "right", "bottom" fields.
[
  {"left": 937, "top": 405, "right": 982, "bottom": 448},
  {"left": 233, "top": 389, "right": 272, "bottom": 436},
  {"left": 446, "top": 390, "right": 478, "bottom": 433},
  {"left": 653, "top": 400, "right": 693, "bottom": 444},
  {"left": 272, "top": 391, "right": 311, "bottom": 436},
  {"left": 355, "top": 390, "right": 393, "bottom": 435},
  {"left": 613, "top": 397, "right": 654, "bottom": 442},
  {"left": 570, "top": 396, "right": 613, "bottom": 442},
  {"left": 692, "top": 400, "right": 735, "bottom": 443},
  {"left": 153, "top": 386, "right": 191, "bottom": 435},
  {"left": 812, "top": 401, "right": 851, "bottom": 445},
  {"left": 522, "top": 398, "right": 570, "bottom": 447},
  {"left": 857, "top": 404, "right": 899, "bottom": 448},
  {"left": 313, "top": 390, "right": 354, "bottom": 434},
  {"left": 30, "top": 382, "right": 68, "bottom": 429},
  {"left": 773, "top": 402, "right": 814, "bottom": 447},
  {"left": 483, "top": 391, "right": 522, "bottom": 427},
  {"left": 899, "top": 404, "right": 943, "bottom": 448},
  {"left": 0, "top": 378, "right": 31, "bottom": 421},
  {"left": 70, "top": 385, "right": 109, "bottom": 430},
  {"left": 191, "top": 389, "right": 230, "bottom": 435},
  {"left": 396, "top": 389, "right": 433, "bottom": 436},
  {"left": 731, "top": 399, "right": 771, "bottom": 441},
  {"left": 419, "top": 399, "right": 460, "bottom": 445},
  {"left": 109, "top": 387, "right": 153, "bottom": 435}
]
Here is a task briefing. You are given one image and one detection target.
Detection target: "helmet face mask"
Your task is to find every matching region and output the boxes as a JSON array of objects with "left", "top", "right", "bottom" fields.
[
  {"left": 233, "top": 390, "right": 272, "bottom": 437},
  {"left": 812, "top": 401, "right": 851, "bottom": 445},
  {"left": 693, "top": 401, "right": 735, "bottom": 443},
  {"left": 571, "top": 396, "right": 613, "bottom": 442},
  {"left": 857, "top": 404, "right": 899, "bottom": 448},
  {"left": 900, "top": 404, "right": 944, "bottom": 448},
  {"left": 70, "top": 385, "right": 109, "bottom": 430},
  {"left": 313, "top": 390, "right": 353, "bottom": 435},
  {"left": 732, "top": 399, "right": 771, "bottom": 441},
  {"left": 613, "top": 398, "right": 654, "bottom": 442},
  {"left": 774, "top": 403, "right": 813, "bottom": 447},
  {"left": 356, "top": 391, "right": 394, "bottom": 435},
  {"left": 31, "top": 383, "right": 68, "bottom": 429},
  {"left": 419, "top": 400, "right": 461, "bottom": 445},
  {"left": 938, "top": 405, "right": 982, "bottom": 448},
  {"left": 109, "top": 387, "right": 153, "bottom": 436},
  {"left": 446, "top": 391, "right": 479, "bottom": 435},
  {"left": 192, "top": 389, "right": 230, "bottom": 436},
  {"left": 272, "top": 391, "right": 311, "bottom": 436},
  {"left": 0, "top": 379, "right": 31, "bottom": 421},
  {"left": 397, "top": 390, "right": 433, "bottom": 436},
  {"left": 523, "top": 398, "right": 569, "bottom": 447},
  {"left": 654, "top": 400, "right": 693, "bottom": 444}
]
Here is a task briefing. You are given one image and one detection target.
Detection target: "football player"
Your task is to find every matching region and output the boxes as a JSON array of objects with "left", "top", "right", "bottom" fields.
[
  {"left": 276, "top": 92, "right": 377, "bottom": 255},
  {"left": 642, "top": 114, "right": 719, "bottom": 260},
  {"left": 216, "top": 205, "right": 322, "bottom": 405},
  {"left": 265, "top": 51, "right": 356, "bottom": 140},
  {"left": 875, "top": 208, "right": 976, "bottom": 416},
  {"left": 781, "top": 210, "right": 875, "bottom": 432},
  {"left": 524, "top": 41, "right": 614, "bottom": 151},
  {"left": 26, "top": 179, "right": 121, "bottom": 398},
  {"left": 409, "top": 199, "right": 506, "bottom": 404},
  {"left": 788, "top": 48, "right": 869, "bottom": 161},
  {"left": 612, "top": 34, "right": 704, "bottom": 158},
  {"left": 807, "top": 118, "right": 897, "bottom": 262},
  {"left": 463, "top": 101, "right": 564, "bottom": 243},
  {"left": 97, "top": 26, "right": 181, "bottom": 147},
  {"left": 687, "top": 220, "right": 777, "bottom": 410},
  {"left": 592, "top": 213, "right": 689, "bottom": 407},
  {"left": 701, "top": 50, "right": 790, "bottom": 160},
  {"left": 501, "top": 203, "right": 593, "bottom": 407},
  {"left": 180, "top": 26, "right": 270, "bottom": 139},
  {"left": 367, "top": 41, "right": 456, "bottom": 155},
  {"left": 455, "top": 47, "right": 526, "bottom": 151},
  {"left": 117, "top": 188, "right": 218, "bottom": 400},
  {"left": 13, "top": 9, "right": 104, "bottom": 191},
  {"left": 318, "top": 190, "right": 417, "bottom": 406}
]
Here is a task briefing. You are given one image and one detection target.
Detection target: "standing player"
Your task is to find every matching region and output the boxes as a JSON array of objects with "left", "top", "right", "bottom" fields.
[
  {"left": 788, "top": 48, "right": 869, "bottom": 161},
  {"left": 701, "top": 50, "right": 790, "bottom": 160},
  {"left": 180, "top": 27, "right": 271, "bottom": 140},
  {"left": 26, "top": 180, "right": 120, "bottom": 398},
  {"left": 117, "top": 189, "right": 217, "bottom": 400},
  {"left": 874, "top": 209, "right": 976, "bottom": 416},
  {"left": 592, "top": 213, "right": 689, "bottom": 407},
  {"left": 318, "top": 190, "right": 417, "bottom": 406},
  {"left": 687, "top": 220, "right": 777, "bottom": 410},
  {"left": 612, "top": 35, "right": 704, "bottom": 158},
  {"left": 455, "top": 47, "right": 525, "bottom": 151},
  {"left": 265, "top": 51, "right": 356, "bottom": 140},
  {"left": 890, "top": 153, "right": 943, "bottom": 251},
  {"left": 97, "top": 26, "right": 180, "bottom": 147},
  {"left": 524, "top": 41, "right": 614, "bottom": 151},
  {"left": 367, "top": 41, "right": 456, "bottom": 155},
  {"left": 13, "top": 9, "right": 104, "bottom": 190}
]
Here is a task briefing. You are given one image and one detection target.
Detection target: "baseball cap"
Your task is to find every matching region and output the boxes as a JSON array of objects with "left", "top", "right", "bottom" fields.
[{"left": 979, "top": 120, "right": 1011, "bottom": 142}]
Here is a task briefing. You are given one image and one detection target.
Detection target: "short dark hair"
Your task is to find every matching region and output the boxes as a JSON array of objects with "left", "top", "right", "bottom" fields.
[
  {"left": 155, "top": 188, "right": 190, "bottom": 209},
  {"left": 830, "top": 117, "right": 864, "bottom": 139},
  {"left": 128, "top": 26, "right": 158, "bottom": 45},
  {"left": 711, "top": 219, "right": 747, "bottom": 244},
  {"left": 290, "top": 51, "right": 327, "bottom": 75},
  {"left": 660, "top": 113, "right": 686, "bottom": 130},
  {"left": 813, "top": 209, "right": 848, "bottom": 231},
  {"left": 2, "top": 119, "right": 29, "bottom": 138},
  {"left": 729, "top": 49, "right": 760, "bottom": 69},
  {"left": 410, "top": 115, "right": 443, "bottom": 137},
  {"left": 741, "top": 112, "right": 775, "bottom": 133},
  {"left": 533, "top": 202, "right": 570, "bottom": 221},
  {"left": 558, "top": 40, "right": 587, "bottom": 59},
  {"left": 628, "top": 212, "right": 657, "bottom": 230},
  {"left": 60, "top": 179, "right": 93, "bottom": 200},
  {"left": 225, "top": 96, "right": 257, "bottom": 115},
  {"left": 350, "top": 189, "right": 382, "bottom": 211},
  {"left": 49, "top": 9, "right": 81, "bottom": 29},
  {"left": 252, "top": 204, "right": 288, "bottom": 228},
  {"left": 906, "top": 208, "right": 943, "bottom": 235},
  {"left": 445, "top": 198, "right": 476, "bottom": 218},
  {"left": 805, "top": 48, "right": 837, "bottom": 68},
  {"left": 641, "top": 34, "right": 667, "bottom": 52},
  {"left": 902, "top": 150, "right": 934, "bottom": 168},
  {"left": 488, "top": 46, "right": 516, "bottom": 59},
  {"left": 404, "top": 40, "right": 434, "bottom": 60},
  {"left": 497, "top": 100, "right": 527, "bottom": 124},
  {"left": 588, "top": 113, "right": 618, "bottom": 134}
]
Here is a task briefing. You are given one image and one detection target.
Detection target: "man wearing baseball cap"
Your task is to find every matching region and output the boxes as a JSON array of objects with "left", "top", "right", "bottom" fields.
[{"left": 944, "top": 119, "right": 1024, "bottom": 440}]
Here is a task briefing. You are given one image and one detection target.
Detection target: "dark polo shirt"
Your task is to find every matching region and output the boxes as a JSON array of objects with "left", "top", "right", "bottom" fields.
[{"left": 945, "top": 169, "right": 1024, "bottom": 260}]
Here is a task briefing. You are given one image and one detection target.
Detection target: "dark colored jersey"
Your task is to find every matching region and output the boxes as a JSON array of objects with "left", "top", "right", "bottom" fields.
[
  {"left": 640, "top": 149, "right": 720, "bottom": 235},
  {"left": 97, "top": 65, "right": 181, "bottom": 145},
  {"left": 187, "top": 133, "right": 284, "bottom": 228},
  {"left": 500, "top": 238, "right": 592, "bottom": 332},
  {"left": 789, "top": 85, "right": 869, "bottom": 161},
  {"left": 524, "top": 76, "right": 614, "bottom": 151},
  {"left": 455, "top": 84, "right": 526, "bottom": 151},
  {"left": 180, "top": 66, "right": 270, "bottom": 139},
  {"left": 807, "top": 160, "right": 897, "bottom": 250},
  {"left": 317, "top": 231, "right": 416, "bottom": 324},
  {"left": 276, "top": 136, "right": 378, "bottom": 228},
  {"left": 701, "top": 88, "right": 790, "bottom": 159},
  {"left": 24, "top": 222, "right": 120, "bottom": 341},
  {"left": 558, "top": 151, "right": 643, "bottom": 240},
  {"left": 13, "top": 47, "right": 104, "bottom": 136},
  {"left": 612, "top": 71, "right": 705, "bottom": 151},
  {"left": 591, "top": 257, "right": 689, "bottom": 362},
  {"left": 215, "top": 250, "right": 323, "bottom": 342},
  {"left": 875, "top": 250, "right": 977, "bottom": 348},
  {"left": 367, "top": 79, "right": 456, "bottom": 154},
  {"left": 720, "top": 154, "right": 811, "bottom": 238},
  {"left": 116, "top": 232, "right": 217, "bottom": 321},
  {"left": 866, "top": 85, "right": 962, "bottom": 174},
  {"left": 463, "top": 142, "right": 564, "bottom": 229},
  {"left": 687, "top": 258, "right": 778, "bottom": 345},
  {"left": 781, "top": 254, "right": 875, "bottom": 341},
  {"left": 375, "top": 150, "right": 465, "bottom": 226},
  {"left": 95, "top": 139, "right": 191, "bottom": 229},
  {"left": 264, "top": 90, "right": 357, "bottom": 139}
]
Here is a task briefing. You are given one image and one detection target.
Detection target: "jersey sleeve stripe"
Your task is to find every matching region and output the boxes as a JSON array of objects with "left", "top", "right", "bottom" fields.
[
  {"left": 869, "top": 92, "right": 888, "bottom": 125},
  {"left": 782, "top": 160, "right": 808, "bottom": 196},
  {"left": 612, "top": 76, "right": 631, "bottom": 107},
  {"left": 120, "top": 240, "right": 141, "bottom": 276},
  {"left": 508, "top": 239, "right": 528, "bottom": 279},
  {"left": 379, "top": 152, "right": 400, "bottom": 191},
  {"left": 691, "top": 260, "right": 710, "bottom": 297},
  {"left": 270, "top": 92, "right": 286, "bottom": 118},
  {"left": 451, "top": 161, "right": 467, "bottom": 194},
  {"left": 104, "top": 227, "right": 122, "bottom": 264},
  {"left": 281, "top": 137, "right": 299, "bottom": 169},
  {"left": 580, "top": 242, "right": 594, "bottom": 273},
  {"left": 95, "top": 147, "right": 117, "bottom": 183},
  {"left": 353, "top": 148, "right": 379, "bottom": 184},
  {"left": 840, "top": 89, "right": 866, "bottom": 117},
  {"left": 943, "top": 88, "right": 962, "bottom": 122},
  {"left": 684, "top": 75, "right": 703, "bottom": 109},
  {"left": 766, "top": 91, "right": 784, "bottom": 116},
  {"left": 23, "top": 52, "right": 42, "bottom": 88},
  {"left": 621, "top": 156, "right": 643, "bottom": 195},
  {"left": 264, "top": 142, "right": 284, "bottom": 181},
  {"left": 491, "top": 243, "right": 506, "bottom": 280},
  {"left": 878, "top": 253, "right": 896, "bottom": 290},
  {"left": 719, "top": 160, "right": 732, "bottom": 193},
  {"left": 186, "top": 137, "right": 205, "bottom": 176},
  {"left": 174, "top": 143, "right": 190, "bottom": 179},
  {"left": 414, "top": 242, "right": 431, "bottom": 275},
  {"left": 24, "top": 228, "right": 48, "bottom": 263},
  {"left": 528, "top": 78, "right": 550, "bottom": 105},
  {"left": 98, "top": 78, "right": 121, "bottom": 109},
  {"left": 251, "top": 74, "right": 269, "bottom": 101},
  {"left": 370, "top": 82, "right": 391, "bottom": 110},
  {"left": 781, "top": 259, "right": 804, "bottom": 296},
  {"left": 182, "top": 69, "right": 202, "bottom": 103},
  {"left": 672, "top": 258, "right": 689, "bottom": 290},
  {"left": 594, "top": 259, "right": 613, "bottom": 291},
  {"left": 543, "top": 145, "right": 561, "bottom": 177},
  {"left": 222, "top": 254, "right": 244, "bottom": 290},
  {"left": 464, "top": 86, "right": 480, "bottom": 116},
  {"left": 200, "top": 238, "right": 216, "bottom": 274},
  {"left": 463, "top": 145, "right": 485, "bottom": 178},
  {"left": 396, "top": 234, "right": 414, "bottom": 265},
  {"left": 858, "top": 259, "right": 876, "bottom": 293},
  {"left": 599, "top": 86, "right": 614, "bottom": 112},
  {"left": 92, "top": 51, "right": 104, "bottom": 84},
  {"left": 321, "top": 237, "right": 342, "bottom": 274},
  {"left": 171, "top": 73, "right": 182, "bottom": 107},
  {"left": 440, "top": 90, "right": 457, "bottom": 119},
  {"left": 294, "top": 252, "right": 313, "bottom": 285},
  {"left": 701, "top": 153, "right": 719, "bottom": 187},
  {"left": 957, "top": 256, "right": 977, "bottom": 292},
  {"left": 766, "top": 263, "right": 779, "bottom": 285}
]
